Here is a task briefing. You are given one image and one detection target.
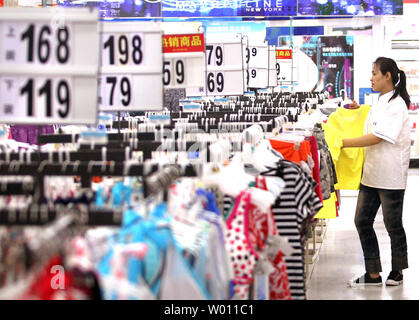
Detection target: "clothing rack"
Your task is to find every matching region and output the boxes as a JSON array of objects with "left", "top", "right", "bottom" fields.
[
  {"left": 0, "top": 180, "right": 34, "bottom": 195},
  {"left": 27, "top": 139, "right": 240, "bottom": 162},
  {"left": 101, "top": 120, "right": 277, "bottom": 133},
  {"left": 0, "top": 204, "right": 123, "bottom": 226},
  {"left": 38, "top": 132, "right": 156, "bottom": 144},
  {"left": 0, "top": 161, "right": 200, "bottom": 203}
]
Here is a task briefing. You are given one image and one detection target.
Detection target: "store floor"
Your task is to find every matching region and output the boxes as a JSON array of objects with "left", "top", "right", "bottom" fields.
[{"left": 306, "top": 169, "right": 419, "bottom": 300}]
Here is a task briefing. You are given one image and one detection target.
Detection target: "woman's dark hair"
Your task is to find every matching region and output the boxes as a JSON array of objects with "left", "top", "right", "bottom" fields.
[{"left": 374, "top": 57, "right": 410, "bottom": 109}]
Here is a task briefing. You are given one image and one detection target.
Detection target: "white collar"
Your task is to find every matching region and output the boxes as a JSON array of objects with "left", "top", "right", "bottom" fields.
[{"left": 378, "top": 90, "right": 395, "bottom": 102}]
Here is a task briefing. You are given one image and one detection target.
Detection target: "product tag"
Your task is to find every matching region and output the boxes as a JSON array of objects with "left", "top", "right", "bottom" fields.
[{"left": 252, "top": 272, "right": 269, "bottom": 300}]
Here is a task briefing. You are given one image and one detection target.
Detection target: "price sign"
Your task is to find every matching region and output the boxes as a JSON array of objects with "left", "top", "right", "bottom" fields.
[
  {"left": 276, "top": 48, "right": 293, "bottom": 83},
  {"left": 268, "top": 45, "right": 277, "bottom": 87},
  {"left": 163, "top": 33, "right": 205, "bottom": 91},
  {"left": 247, "top": 42, "right": 269, "bottom": 89},
  {"left": 99, "top": 22, "right": 163, "bottom": 112},
  {"left": 201, "top": 37, "right": 244, "bottom": 96},
  {"left": 0, "top": 7, "right": 99, "bottom": 124}
]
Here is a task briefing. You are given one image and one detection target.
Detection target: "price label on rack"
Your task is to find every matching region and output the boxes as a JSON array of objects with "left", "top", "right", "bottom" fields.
[
  {"left": 99, "top": 22, "right": 163, "bottom": 112},
  {"left": 276, "top": 48, "right": 293, "bottom": 83},
  {"left": 268, "top": 45, "right": 278, "bottom": 87},
  {"left": 247, "top": 42, "right": 269, "bottom": 89},
  {"left": 162, "top": 33, "right": 205, "bottom": 91},
  {"left": 195, "top": 37, "right": 244, "bottom": 97},
  {"left": 0, "top": 7, "right": 99, "bottom": 125}
]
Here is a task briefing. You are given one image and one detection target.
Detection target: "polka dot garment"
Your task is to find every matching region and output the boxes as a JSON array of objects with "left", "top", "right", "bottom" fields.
[{"left": 225, "top": 190, "right": 257, "bottom": 300}]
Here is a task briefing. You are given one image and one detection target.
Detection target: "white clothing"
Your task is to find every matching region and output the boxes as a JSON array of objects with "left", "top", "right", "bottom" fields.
[{"left": 361, "top": 90, "right": 410, "bottom": 189}]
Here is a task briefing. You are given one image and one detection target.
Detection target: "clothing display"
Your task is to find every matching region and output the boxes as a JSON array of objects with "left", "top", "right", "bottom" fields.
[
  {"left": 322, "top": 105, "right": 370, "bottom": 190},
  {"left": 0, "top": 66, "right": 348, "bottom": 304},
  {"left": 10, "top": 125, "right": 55, "bottom": 145},
  {"left": 261, "top": 160, "right": 323, "bottom": 299},
  {"left": 2, "top": 2, "right": 419, "bottom": 305},
  {"left": 312, "top": 125, "right": 338, "bottom": 201}
]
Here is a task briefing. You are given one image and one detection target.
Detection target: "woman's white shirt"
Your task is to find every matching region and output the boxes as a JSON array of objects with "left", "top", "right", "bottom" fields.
[{"left": 362, "top": 90, "right": 410, "bottom": 189}]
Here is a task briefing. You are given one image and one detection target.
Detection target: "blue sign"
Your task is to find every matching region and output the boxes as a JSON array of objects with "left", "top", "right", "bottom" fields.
[
  {"left": 203, "top": 21, "right": 267, "bottom": 35},
  {"left": 298, "top": 0, "right": 403, "bottom": 16},
  {"left": 161, "top": 0, "right": 297, "bottom": 17},
  {"left": 265, "top": 26, "right": 324, "bottom": 45},
  {"left": 57, "top": 0, "right": 161, "bottom": 18}
]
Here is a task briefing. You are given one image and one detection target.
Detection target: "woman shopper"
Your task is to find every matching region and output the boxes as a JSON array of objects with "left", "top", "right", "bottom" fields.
[{"left": 343, "top": 57, "right": 410, "bottom": 287}]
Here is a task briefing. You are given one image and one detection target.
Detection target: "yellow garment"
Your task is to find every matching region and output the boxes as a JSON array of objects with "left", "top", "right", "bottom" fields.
[
  {"left": 322, "top": 105, "right": 371, "bottom": 190},
  {"left": 315, "top": 192, "right": 337, "bottom": 219}
]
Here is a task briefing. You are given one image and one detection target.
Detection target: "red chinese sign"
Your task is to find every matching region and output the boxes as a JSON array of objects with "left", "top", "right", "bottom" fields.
[
  {"left": 162, "top": 33, "right": 205, "bottom": 54},
  {"left": 276, "top": 49, "right": 292, "bottom": 60},
  {"left": 0, "top": 0, "right": 3, "bottom": 7}
]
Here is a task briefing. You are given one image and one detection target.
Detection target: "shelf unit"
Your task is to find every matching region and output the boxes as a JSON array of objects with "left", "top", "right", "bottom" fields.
[{"left": 304, "top": 219, "right": 329, "bottom": 283}]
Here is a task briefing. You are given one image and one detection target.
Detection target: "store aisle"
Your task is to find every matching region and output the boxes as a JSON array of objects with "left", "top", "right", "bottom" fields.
[{"left": 306, "top": 169, "right": 419, "bottom": 300}]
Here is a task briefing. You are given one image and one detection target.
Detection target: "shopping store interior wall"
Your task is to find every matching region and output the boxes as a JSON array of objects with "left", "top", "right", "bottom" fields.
[{"left": 158, "top": 2, "right": 419, "bottom": 104}]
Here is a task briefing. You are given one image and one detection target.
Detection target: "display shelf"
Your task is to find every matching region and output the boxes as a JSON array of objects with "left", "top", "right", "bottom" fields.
[
  {"left": 304, "top": 248, "right": 319, "bottom": 264},
  {"left": 304, "top": 219, "right": 328, "bottom": 282}
]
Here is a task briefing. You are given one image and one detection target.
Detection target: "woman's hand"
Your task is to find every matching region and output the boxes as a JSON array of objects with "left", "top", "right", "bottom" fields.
[{"left": 346, "top": 100, "right": 360, "bottom": 109}]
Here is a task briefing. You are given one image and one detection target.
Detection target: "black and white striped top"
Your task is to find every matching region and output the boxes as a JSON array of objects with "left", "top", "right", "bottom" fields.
[{"left": 262, "top": 160, "right": 323, "bottom": 300}]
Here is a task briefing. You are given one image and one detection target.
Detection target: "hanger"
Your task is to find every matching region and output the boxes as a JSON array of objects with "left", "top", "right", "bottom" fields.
[{"left": 241, "top": 124, "right": 278, "bottom": 172}]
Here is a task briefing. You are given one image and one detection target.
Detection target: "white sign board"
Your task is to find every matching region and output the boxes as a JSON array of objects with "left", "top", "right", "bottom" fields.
[
  {"left": 247, "top": 42, "right": 269, "bottom": 89},
  {"left": 163, "top": 33, "right": 205, "bottom": 91},
  {"left": 0, "top": 7, "right": 99, "bottom": 125},
  {"left": 99, "top": 21, "right": 163, "bottom": 112},
  {"left": 268, "top": 45, "right": 277, "bottom": 87},
  {"left": 198, "top": 37, "right": 245, "bottom": 96},
  {"left": 242, "top": 35, "right": 250, "bottom": 92},
  {"left": 276, "top": 47, "right": 293, "bottom": 83}
]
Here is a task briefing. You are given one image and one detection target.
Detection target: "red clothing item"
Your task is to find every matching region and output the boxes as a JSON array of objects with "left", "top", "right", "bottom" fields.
[
  {"left": 268, "top": 139, "right": 311, "bottom": 164},
  {"left": 249, "top": 177, "right": 291, "bottom": 300},
  {"left": 309, "top": 136, "right": 323, "bottom": 204},
  {"left": 19, "top": 256, "right": 75, "bottom": 300},
  {"left": 19, "top": 256, "right": 91, "bottom": 300}
]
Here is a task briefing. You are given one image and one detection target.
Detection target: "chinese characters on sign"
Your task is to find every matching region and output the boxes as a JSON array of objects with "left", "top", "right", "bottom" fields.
[
  {"left": 276, "top": 49, "right": 292, "bottom": 59},
  {"left": 162, "top": 34, "right": 205, "bottom": 53}
]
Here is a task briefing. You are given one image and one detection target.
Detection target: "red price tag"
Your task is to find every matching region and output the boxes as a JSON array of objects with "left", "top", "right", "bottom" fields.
[
  {"left": 162, "top": 33, "right": 205, "bottom": 54},
  {"left": 276, "top": 49, "right": 292, "bottom": 60}
]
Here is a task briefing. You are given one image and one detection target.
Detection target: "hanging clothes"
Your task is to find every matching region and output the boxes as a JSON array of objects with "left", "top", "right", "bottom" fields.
[
  {"left": 225, "top": 180, "right": 292, "bottom": 301},
  {"left": 314, "top": 192, "right": 338, "bottom": 219},
  {"left": 225, "top": 190, "right": 257, "bottom": 300},
  {"left": 261, "top": 160, "right": 323, "bottom": 300},
  {"left": 308, "top": 135, "right": 323, "bottom": 204},
  {"left": 268, "top": 139, "right": 311, "bottom": 165},
  {"left": 252, "top": 176, "right": 291, "bottom": 300},
  {"left": 322, "top": 105, "right": 371, "bottom": 190},
  {"left": 10, "top": 125, "right": 55, "bottom": 145},
  {"left": 313, "top": 125, "right": 338, "bottom": 201}
]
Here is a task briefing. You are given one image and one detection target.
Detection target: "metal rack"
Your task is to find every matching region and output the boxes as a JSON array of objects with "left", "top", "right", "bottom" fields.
[{"left": 304, "top": 219, "right": 329, "bottom": 282}]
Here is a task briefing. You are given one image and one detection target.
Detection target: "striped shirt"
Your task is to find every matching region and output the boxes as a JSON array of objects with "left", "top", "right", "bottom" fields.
[{"left": 262, "top": 160, "right": 323, "bottom": 300}]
